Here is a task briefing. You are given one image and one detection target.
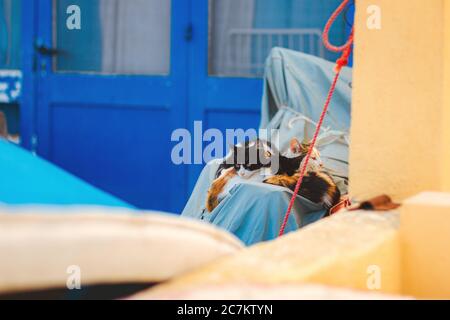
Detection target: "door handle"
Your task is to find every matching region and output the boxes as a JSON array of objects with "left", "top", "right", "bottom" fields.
[{"left": 35, "top": 44, "right": 59, "bottom": 56}]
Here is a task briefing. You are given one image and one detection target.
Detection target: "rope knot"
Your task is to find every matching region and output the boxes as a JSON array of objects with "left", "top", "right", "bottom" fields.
[
  {"left": 335, "top": 47, "right": 351, "bottom": 72},
  {"left": 335, "top": 56, "right": 348, "bottom": 72}
]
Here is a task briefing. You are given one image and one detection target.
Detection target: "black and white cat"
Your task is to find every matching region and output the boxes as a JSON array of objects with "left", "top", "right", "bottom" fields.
[
  {"left": 215, "top": 139, "right": 276, "bottom": 179},
  {"left": 206, "top": 139, "right": 276, "bottom": 212}
]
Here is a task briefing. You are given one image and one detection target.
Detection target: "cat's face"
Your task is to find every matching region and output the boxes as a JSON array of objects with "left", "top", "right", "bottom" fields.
[
  {"left": 235, "top": 164, "right": 258, "bottom": 178},
  {"left": 231, "top": 140, "right": 273, "bottom": 178},
  {"left": 285, "top": 138, "right": 320, "bottom": 161}
]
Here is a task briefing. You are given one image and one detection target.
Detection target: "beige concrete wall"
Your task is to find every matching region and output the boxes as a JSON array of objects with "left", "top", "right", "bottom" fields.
[
  {"left": 349, "top": 0, "right": 448, "bottom": 201},
  {"left": 401, "top": 192, "right": 450, "bottom": 299},
  {"left": 443, "top": 2, "right": 450, "bottom": 191}
]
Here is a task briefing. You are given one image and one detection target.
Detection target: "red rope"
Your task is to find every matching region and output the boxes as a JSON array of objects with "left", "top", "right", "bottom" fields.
[
  {"left": 278, "top": 0, "right": 354, "bottom": 236},
  {"left": 323, "top": 0, "right": 354, "bottom": 53}
]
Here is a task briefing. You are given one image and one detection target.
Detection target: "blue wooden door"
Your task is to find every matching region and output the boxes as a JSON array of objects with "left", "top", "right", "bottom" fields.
[{"left": 33, "top": 0, "right": 189, "bottom": 212}]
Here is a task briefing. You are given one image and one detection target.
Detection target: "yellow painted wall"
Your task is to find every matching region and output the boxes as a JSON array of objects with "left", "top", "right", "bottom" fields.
[
  {"left": 349, "top": 0, "right": 449, "bottom": 201},
  {"left": 401, "top": 192, "right": 450, "bottom": 299},
  {"left": 443, "top": 2, "right": 450, "bottom": 191}
]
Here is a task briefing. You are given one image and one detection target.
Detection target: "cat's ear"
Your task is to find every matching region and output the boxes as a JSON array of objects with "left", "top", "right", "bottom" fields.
[{"left": 290, "top": 138, "right": 301, "bottom": 154}]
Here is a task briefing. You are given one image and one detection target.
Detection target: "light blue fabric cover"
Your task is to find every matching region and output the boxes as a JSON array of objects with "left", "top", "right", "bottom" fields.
[
  {"left": 0, "top": 140, "right": 130, "bottom": 207},
  {"left": 183, "top": 48, "right": 352, "bottom": 246},
  {"left": 261, "top": 48, "right": 352, "bottom": 194}
]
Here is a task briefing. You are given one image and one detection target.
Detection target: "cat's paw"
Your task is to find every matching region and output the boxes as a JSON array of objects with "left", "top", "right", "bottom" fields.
[
  {"left": 263, "top": 176, "right": 282, "bottom": 185},
  {"left": 215, "top": 167, "right": 236, "bottom": 180},
  {"left": 264, "top": 175, "right": 294, "bottom": 187},
  {"left": 264, "top": 175, "right": 298, "bottom": 190}
]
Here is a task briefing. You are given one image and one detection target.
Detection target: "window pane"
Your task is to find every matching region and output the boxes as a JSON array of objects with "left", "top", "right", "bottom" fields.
[
  {"left": 0, "top": 0, "right": 21, "bottom": 70},
  {"left": 209, "top": 0, "right": 348, "bottom": 77},
  {"left": 54, "top": 0, "right": 171, "bottom": 75}
]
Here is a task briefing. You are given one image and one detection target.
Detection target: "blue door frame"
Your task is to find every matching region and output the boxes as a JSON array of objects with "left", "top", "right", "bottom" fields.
[{"left": 24, "top": 0, "right": 190, "bottom": 213}]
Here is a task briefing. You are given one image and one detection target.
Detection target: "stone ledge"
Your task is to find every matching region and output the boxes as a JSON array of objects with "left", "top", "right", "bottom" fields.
[{"left": 140, "top": 210, "right": 401, "bottom": 298}]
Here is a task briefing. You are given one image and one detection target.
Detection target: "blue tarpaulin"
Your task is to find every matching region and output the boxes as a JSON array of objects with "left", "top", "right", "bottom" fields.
[
  {"left": 182, "top": 48, "right": 352, "bottom": 246},
  {"left": 0, "top": 140, "right": 130, "bottom": 207}
]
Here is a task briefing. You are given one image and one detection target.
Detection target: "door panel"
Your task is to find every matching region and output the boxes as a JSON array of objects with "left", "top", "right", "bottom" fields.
[
  {"left": 50, "top": 104, "right": 171, "bottom": 209},
  {"left": 53, "top": 0, "right": 171, "bottom": 75},
  {"left": 35, "top": 0, "right": 189, "bottom": 212}
]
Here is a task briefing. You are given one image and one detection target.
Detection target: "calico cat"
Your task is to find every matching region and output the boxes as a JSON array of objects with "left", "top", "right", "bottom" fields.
[
  {"left": 263, "top": 138, "right": 341, "bottom": 209},
  {"left": 205, "top": 138, "right": 341, "bottom": 212},
  {"left": 206, "top": 139, "right": 274, "bottom": 212}
]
